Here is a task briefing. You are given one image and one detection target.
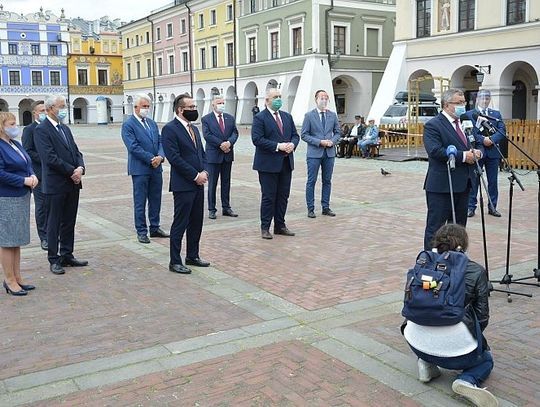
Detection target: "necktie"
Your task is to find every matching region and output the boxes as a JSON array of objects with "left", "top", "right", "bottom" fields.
[
  {"left": 321, "top": 111, "right": 326, "bottom": 129},
  {"left": 56, "top": 124, "right": 68, "bottom": 145},
  {"left": 218, "top": 114, "right": 225, "bottom": 134},
  {"left": 453, "top": 119, "right": 468, "bottom": 146},
  {"left": 142, "top": 118, "right": 150, "bottom": 132},
  {"left": 187, "top": 123, "right": 197, "bottom": 146},
  {"left": 274, "top": 111, "right": 283, "bottom": 134}
]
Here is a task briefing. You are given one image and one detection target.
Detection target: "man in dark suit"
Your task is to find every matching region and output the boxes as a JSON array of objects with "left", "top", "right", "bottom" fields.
[
  {"left": 162, "top": 94, "right": 209, "bottom": 274},
  {"left": 34, "top": 95, "right": 88, "bottom": 275},
  {"left": 423, "top": 88, "right": 484, "bottom": 250},
  {"left": 22, "top": 100, "right": 49, "bottom": 250},
  {"left": 301, "top": 89, "right": 341, "bottom": 218},
  {"left": 252, "top": 88, "right": 300, "bottom": 239},
  {"left": 337, "top": 115, "right": 364, "bottom": 158},
  {"left": 466, "top": 90, "right": 506, "bottom": 218},
  {"left": 201, "top": 95, "right": 239, "bottom": 220},
  {"left": 121, "top": 94, "right": 168, "bottom": 243}
]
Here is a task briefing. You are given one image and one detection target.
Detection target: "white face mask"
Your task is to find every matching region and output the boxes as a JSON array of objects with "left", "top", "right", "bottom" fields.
[
  {"left": 139, "top": 108, "right": 149, "bottom": 118},
  {"left": 4, "top": 126, "right": 20, "bottom": 139},
  {"left": 216, "top": 103, "right": 226, "bottom": 113}
]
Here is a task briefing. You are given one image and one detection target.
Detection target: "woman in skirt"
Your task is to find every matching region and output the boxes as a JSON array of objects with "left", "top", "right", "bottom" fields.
[{"left": 0, "top": 112, "right": 38, "bottom": 296}]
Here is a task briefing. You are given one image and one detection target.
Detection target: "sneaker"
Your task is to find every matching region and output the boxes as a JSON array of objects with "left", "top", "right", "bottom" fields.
[
  {"left": 418, "top": 359, "right": 441, "bottom": 383},
  {"left": 452, "top": 379, "right": 499, "bottom": 407}
]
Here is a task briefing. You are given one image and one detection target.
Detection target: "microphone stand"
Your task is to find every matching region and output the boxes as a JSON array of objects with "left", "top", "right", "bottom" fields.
[
  {"left": 485, "top": 124, "right": 539, "bottom": 300},
  {"left": 446, "top": 160, "right": 457, "bottom": 224}
]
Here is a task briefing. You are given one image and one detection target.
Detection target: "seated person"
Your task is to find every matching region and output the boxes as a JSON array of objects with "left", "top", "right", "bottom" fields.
[
  {"left": 357, "top": 118, "right": 379, "bottom": 157},
  {"left": 338, "top": 115, "right": 365, "bottom": 158},
  {"left": 402, "top": 224, "right": 497, "bottom": 407}
]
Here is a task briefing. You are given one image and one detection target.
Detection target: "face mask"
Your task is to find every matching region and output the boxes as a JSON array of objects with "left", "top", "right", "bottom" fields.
[
  {"left": 317, "top": 99, "right": 328, "bottom": 110},
  {"left": 57, "top": 108, "right": 68, "bottom": 121},
  {"left": 271, "top": 98, "right": 282, "bottom": 111},
  {"left": 183, "top": 109, "right": 199, "bottom": 122},
  {"left": 454, "top": 105, "right": 466, "bottom": 117},
  {"left": 38, "top": 113, "right": 47, "bottom": 122},
  {"left": 5, "top": 126, "right": 20, "bottom": 139},
  {"left": 139, "top": 108, "right": 149, "bottom": 118},
  {"left": 216, "top": 103, "right": 226, "bottom": 113}
]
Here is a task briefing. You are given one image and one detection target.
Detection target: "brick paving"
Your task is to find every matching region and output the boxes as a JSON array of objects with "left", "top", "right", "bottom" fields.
[{"left": 0, "top": 124, "right": 538, "bottom": 406}]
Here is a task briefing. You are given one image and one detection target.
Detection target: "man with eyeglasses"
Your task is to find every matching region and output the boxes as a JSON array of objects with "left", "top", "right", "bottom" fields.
[
  {"left": 422, "top": 88, "right": 484, "bottom": 250},
  {"left": 162, "top": 94, "right": 210, "bottom": 274}
]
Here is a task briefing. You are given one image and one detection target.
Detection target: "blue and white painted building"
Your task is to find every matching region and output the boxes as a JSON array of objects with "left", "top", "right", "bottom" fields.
[{"left": 0, "top": 7, "right": 69, "bottom": 125}]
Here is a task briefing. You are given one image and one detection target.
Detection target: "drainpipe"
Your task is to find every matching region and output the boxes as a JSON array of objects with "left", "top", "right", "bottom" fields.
[
  {"left": 147, "top": 16, "right": 157, "bottom": 106},
  {"left": 233, "top": 0, "right": 238, "bottom": 110},
  {"left": 57, "top": 32, "right": 71, "bottom": 124},
  {"left": 186, "top": 1, "right": 194, "bottom": 96},
  {"left": 325, "top": 0, "right": 334, "bottom": 69}
]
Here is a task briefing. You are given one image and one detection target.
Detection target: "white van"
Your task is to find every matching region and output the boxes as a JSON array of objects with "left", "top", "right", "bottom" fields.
[{"left": 380, "top": 92, "right": 439, "bottom": 125}]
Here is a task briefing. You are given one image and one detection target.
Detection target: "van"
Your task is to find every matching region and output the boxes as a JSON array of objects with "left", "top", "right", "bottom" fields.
[{"left": 380, "top": 92, "right": 439, "bottom": 125}]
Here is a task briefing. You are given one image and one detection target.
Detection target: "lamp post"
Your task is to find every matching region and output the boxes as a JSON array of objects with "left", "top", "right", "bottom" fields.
[{"left": 474, "top": 64, "right": 491, "bottom": 84}]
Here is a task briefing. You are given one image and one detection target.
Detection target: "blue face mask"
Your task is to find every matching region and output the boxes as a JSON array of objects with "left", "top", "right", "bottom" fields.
[
  {"left": 38, "top": 113, "right": 47, "bottom": 122},
  {"left": 454, "top": 105, "right": 466, "bottom": 117},
  {"left": 5, "top": 126, "right": 20, "bottom": 139},
  {"left": 57, "top": 108, "right": 68, "bottom": 121},
  {"left": 271, "top": 98, "right": 282, "bottom": 111}
]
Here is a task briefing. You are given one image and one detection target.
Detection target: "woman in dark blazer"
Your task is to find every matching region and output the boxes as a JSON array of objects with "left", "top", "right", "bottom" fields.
[{"left": 0, "top": 112, "right": 38, "bottom": 296}]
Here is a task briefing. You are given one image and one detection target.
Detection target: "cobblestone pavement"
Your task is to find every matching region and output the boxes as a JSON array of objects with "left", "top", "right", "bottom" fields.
[{"left": 1, "top": 124, "right": 538, "bottom": 406}]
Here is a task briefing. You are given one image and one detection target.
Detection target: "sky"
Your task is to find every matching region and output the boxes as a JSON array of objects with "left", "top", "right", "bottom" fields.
[{"left": 7, "top": 0, "right": 169, "bottom": 23}]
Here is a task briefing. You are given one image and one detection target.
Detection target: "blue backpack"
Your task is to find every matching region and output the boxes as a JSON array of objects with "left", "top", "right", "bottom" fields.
[{"left": 402, "top": 250, "right": 468, "bottom": 326}]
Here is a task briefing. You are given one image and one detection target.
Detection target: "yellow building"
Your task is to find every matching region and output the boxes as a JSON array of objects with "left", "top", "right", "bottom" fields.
[
  {"left": 119, "top": 17, "right": 154, "bottom": 116},
  {"left": 68, "top": 17, "right": 124, "bottom": 124},
  {"left": 190, "top": 0, "right": 236, "bottom": 115}
]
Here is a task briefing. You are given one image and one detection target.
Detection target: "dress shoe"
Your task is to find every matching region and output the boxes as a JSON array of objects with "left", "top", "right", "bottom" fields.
[
  {"left": 345, "top": 155, "right": 352, "bottom": 159},
  {"left": 261, "top": 229, "right": 273, "bottom": 239},
  {"left": 307, "top": 210, "right": 316, "bottom": 218},
  {"left": 274, "top": 227, "right": 295, "bottom": 236},
  {"left": 61, "top": 257, "right": 88, "bottom": 267},
  {"left": 488, "top": 208, "right": 502, "bottom": 217},
  {"left": 169, "top": 263, "right": 192, "bottom": 274},
  {"left": 208, "top": 211, "right": 217, "bottom": 219},
  {"left": 150, "top": 228, "right": 170, "bottom": 238},
  {"left": 467, "top": 208, "right": 475, "bottom": 218},
  {"left": 40, "top": 240, "right": 48, "bottom": 250},
  {"left": 322, "top": 208, "right": 336, "bottom": 217},
  {"left": 18, "top": 283, "right": 35, "bottom": 291},
  {"left": 185, "top": 257, "right": 210, "bottom": 267},
  {"left": 137, "top": 234, "right": 151, "bottom": 244},
  {"left": 222, "top": 209, "right": 238, "bottom": 217},
  {"left": 50, "top": 263, "right": 65, "bottom": 275},
  {"left": 3, "top": 281, "right": 27, "bottom": 296}
]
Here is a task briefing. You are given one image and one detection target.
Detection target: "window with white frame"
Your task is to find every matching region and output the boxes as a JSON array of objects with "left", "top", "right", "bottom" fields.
[
  {"left": 169, "top": 54, "right": 175, "bottom": 74},
  {"left": 291, "top": 26, "right": 302, "bottom": 56},
  {"left": 77, "top": 68, "right": 88, "bottom": 85},
  {"left": 156, "top": 27, "right": 161, "bottom": 41},
  {"left": 31, "top": 44, "right": 40, "bottom": 55},
  {"left": 200, "top": 47, "right": 206, "bottom": 69},
  {"left": 248, "top": 36, "right": 256, "bottom": 63},
  {"left": 9, "top": 70, "right": 20, "bottom": 85},
  {"left": 226, "top": 4, "right": 233, "bottom": 21},
  {"left": 126, "top": 63, "right": 131, "bottom": 80},
  {"left": 331, "top": 21, "right": 351, "bottom": 54},
  {"left": 199, "top": 14, "right": 204, "bottom": 29},
  {"left": 98, "top": 69, "right": 108, "bottom": 85},
  {"left": 364, "top": 25, "right": 381, "bottom": 56},
  {"left": 211, "top": 45, "right": 218, "bottom": 68},
  {"left": 416, "top": 0, "right": 431, "bottom": 38},
  {"left": 31, "top": 71, "right": 43, "bottom": 86},
  {"left": 167, "top": 23, "right": 173, "bottom": 38},
  {"left": 157, "top": 57, "right": 163, "bottom": 76},
  {"left": 210, "top": 10, "right": 217, "bottom": 25},
  {"left": 136, "top": 61, "right": 141, "bottom": 79},
  {"left": 250, "top": 0, "right": 257, "bottom": 13},
  {"left": 226, "top": 43, "right": 234, "bottom": 66},
  {"left": 181, "top": 18, "right": 186, "bottom": 34},
  {"left": 270, "top": 31, "right": 279, "bottom": 59},
  {"left": 50, "top": 71, "right": 61, "bottom": 85},
  {"left": 507, "top": 0, "right": 525, "bottom": 25},
  {"left": 147, "top": 59, "right": 152, "bottom": 77},
  {"left": 182, "top": 50, "right": 189, "bottom": 72}
]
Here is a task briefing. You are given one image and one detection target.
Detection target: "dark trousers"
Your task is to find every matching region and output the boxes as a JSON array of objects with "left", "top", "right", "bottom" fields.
[
  {"left": 258, "top": 158, "right": 292, "bottom": 231},
  {"left": 207, "top": 161, "right": 232, "bottom": 212},
  {"left": 468, "top": 157, "right": 500, "bottom": 211},
  {"left": 411, "top": 346, "right": 494, "bottom": 387},
  {"left": 338, "top": 138, "right": 357, "bottom": 157},
  {"left": 306, "top": 150, "right": 334, "bottom": 211},
  {"left": 32, "top": 182, "right": 49, "bottom": 242},
  {"left": 47, "top": 189, "right": 80, "bottom": 264},
  {"left": 131, "top": 172, "right": 163, "bottom": 236},
  {"left": 424, "top": 190, "right": 469, "bottom": 250},
  {"left": 170, "top": 188, "right": 204, "bottom": 265}
]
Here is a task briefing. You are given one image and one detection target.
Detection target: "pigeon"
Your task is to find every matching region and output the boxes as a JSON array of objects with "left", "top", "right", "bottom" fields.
[{"left": 381, "top": 168, "right": 391, "bottom": 176}]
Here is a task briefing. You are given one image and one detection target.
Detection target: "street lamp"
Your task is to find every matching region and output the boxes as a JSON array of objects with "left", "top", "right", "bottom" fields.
[{"left": 474, "top": 64, "right": 491, "bottom": 84}]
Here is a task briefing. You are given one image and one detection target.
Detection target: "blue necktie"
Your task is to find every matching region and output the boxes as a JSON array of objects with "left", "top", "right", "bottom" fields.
[
  {"left": 56, "top": 124, "right": 68, "bottom": 145},
  {"left": 321, "top": 112, "right": 326, "bottom": 129}
]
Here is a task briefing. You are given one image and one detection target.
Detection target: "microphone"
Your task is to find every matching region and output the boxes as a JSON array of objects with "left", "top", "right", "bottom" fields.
[
  {"left": 471, "top": 113, "right": 497, "bottom": 135},
  {"left": 477, "top": 112, "right": 502, "bottom": 122},
  {"left": 446, "top": 145, "right": 457, "bottom": 170},
  {"left": 460, "top": 113, "right": 476, "bottom": 147}
]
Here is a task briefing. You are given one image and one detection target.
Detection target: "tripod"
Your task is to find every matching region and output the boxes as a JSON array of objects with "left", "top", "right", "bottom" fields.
[{"left": 480, "top": 121, "right": 537, "bottom": 301}]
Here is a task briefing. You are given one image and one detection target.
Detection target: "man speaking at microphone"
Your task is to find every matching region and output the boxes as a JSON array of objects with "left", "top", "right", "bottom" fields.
[
  {"left": 466, "top": 90, "right": 506, "bottom": 218},
  {"left": 423, "top": 89, "right": 484, "bottom": 250}
]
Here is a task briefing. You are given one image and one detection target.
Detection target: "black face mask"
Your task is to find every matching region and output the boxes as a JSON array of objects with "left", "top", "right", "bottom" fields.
[{"left": 183, "top": 110, "right": 199, "bottom": 122}]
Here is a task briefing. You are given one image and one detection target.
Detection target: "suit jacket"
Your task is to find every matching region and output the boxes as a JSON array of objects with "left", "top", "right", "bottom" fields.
[
  {"left": 252, "top": 108, "right": 300, "bottom": 173},
  {"left": 300, "top": 109, "right": 341, "bottom": 158},
  {"left": 121, "top": 115, "right": 164, "bottom": 176},
  {"left": 162, "top": 118, "right": 207, "bottom": 192},
  {"left": 201, "top": 111, "right": 238, "bottom": 164},
  {"left": 34, "top": 119, "right": 85, "bottom": 194},
  {"left": 0, "top": 139, "right": 34, "bottom": 197},
  {"left": 465, "top": 108, "right": 506, "bottom": 159},
  {"left": 22, "top": 120, "right": 42, "bottom": 179},
  {"left": 423, "top": 113, "right": 483, "bottom": 194}
]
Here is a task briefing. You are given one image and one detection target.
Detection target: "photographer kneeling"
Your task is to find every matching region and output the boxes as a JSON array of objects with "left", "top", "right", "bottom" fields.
[{"left": 402, "top": 224, "right": 498, "bottom": 407}]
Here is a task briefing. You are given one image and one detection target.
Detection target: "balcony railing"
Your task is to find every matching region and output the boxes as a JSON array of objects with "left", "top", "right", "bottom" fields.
[
  {"left": 0, "top": 55, "right": 67, "bottom": 67},
  {"left": 0, "top": 85, "right": 67, "bottom": 94}
]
